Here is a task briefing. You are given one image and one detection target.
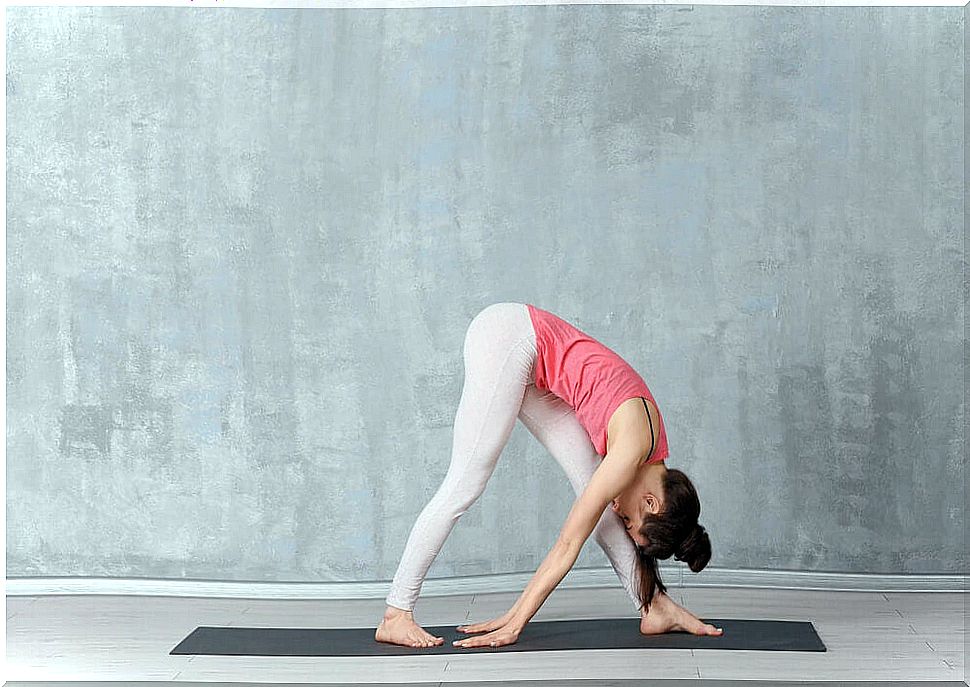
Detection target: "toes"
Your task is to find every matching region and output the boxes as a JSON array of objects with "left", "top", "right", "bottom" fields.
[{"left": 693, "top": 622, "right": 722, "bottom": 636}]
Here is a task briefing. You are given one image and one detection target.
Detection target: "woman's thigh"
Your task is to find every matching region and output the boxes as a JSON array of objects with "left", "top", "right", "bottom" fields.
[{"left": 517, "top": 385, "right": 602, "bottom": 496}]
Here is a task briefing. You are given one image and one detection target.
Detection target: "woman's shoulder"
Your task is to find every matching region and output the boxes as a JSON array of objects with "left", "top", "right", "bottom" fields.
[{"left": 606, "top": 396, "right": 659, "bottom": 457}]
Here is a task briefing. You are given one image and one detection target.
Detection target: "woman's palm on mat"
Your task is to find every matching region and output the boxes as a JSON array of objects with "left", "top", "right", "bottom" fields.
[{"left": 453, "top": 608, "right": 520, "bottom": 648}]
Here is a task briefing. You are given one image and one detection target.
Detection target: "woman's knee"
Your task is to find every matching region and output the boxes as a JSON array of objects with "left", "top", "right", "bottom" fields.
[{"left": 431, "top": 474, "right": 489, "bottom": 515}]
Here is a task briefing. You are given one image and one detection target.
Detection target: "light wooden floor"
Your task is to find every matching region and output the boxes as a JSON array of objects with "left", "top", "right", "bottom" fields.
[{"left": 4, "top": 586, "right": 966, "bottom": 683}]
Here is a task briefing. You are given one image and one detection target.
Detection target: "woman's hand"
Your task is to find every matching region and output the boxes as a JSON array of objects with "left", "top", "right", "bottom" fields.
[{"left": 453, "top": 609, "right": 524, "bottom": 648}]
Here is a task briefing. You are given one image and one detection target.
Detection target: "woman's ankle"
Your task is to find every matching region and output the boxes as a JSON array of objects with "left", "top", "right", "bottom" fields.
[{"left": 383, "top": 605, "right": 413, "bottom": 621}]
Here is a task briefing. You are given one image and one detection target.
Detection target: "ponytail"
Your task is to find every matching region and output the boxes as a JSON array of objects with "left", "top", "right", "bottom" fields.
[{"left": 635, "top": 549, "right": 668, "bottom": 614}]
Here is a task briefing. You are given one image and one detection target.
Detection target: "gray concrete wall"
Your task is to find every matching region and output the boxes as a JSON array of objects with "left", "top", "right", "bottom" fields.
[{"left": 6, "top": 5, "right": 964, "bottom": 582}]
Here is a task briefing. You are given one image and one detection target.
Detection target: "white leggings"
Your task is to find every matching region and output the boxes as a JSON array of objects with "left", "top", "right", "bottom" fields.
[{"left": 386, "top": 302, "right": 643, "bottom": 613}]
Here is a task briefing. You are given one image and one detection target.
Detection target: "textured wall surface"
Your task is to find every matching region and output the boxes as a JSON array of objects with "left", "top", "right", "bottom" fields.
[{"left": 6, "top": 5, "right": 964, "bottom": 581}]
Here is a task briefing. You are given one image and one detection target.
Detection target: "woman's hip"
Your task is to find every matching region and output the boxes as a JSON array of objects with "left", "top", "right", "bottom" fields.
[{"left": 462, "top": 302, "right": 537, "bottom": 382}]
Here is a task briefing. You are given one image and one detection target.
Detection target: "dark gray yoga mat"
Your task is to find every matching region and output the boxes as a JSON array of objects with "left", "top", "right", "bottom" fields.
[{"left": 170, "top": 617, "right": 826, "bottom": 656}]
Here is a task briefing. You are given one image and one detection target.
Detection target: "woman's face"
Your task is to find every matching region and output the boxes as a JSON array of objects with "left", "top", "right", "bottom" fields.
[{"left": 611, "top": 487, "right": 663, "bottom": 550}]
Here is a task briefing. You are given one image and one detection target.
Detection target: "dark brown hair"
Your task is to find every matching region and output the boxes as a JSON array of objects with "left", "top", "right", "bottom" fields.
[{"left": 632, "top": 467, "right": 711, "bottom": 614}]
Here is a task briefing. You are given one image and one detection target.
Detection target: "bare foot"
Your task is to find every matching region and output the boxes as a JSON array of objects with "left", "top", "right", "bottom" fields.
[
  {"left": 639, "top": 592, "right": 724, "bottom": 637},
  {"left": 375, "top": 607, "right": 445, "bottom": 648}
]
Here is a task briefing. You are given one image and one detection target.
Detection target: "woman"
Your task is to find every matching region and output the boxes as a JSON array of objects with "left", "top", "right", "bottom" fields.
[{"left": 376, "top": 302, "right": 722, "bottom": 649}]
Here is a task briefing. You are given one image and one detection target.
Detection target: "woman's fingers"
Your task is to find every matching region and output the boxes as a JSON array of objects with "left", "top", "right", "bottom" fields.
[
  {"left": 456, "top": 622, "right": 481, "bottom": 633},
  {"left": 456, "top": 615, "right": 508, "bottom": 634},
  {"left": 452, "top": 626, "right": 519, "bottom": 648}
]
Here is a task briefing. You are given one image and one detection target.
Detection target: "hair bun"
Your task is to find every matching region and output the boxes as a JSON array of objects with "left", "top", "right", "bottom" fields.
[{"left": 674, "top": 523, "right": 711, "bottom": 573}]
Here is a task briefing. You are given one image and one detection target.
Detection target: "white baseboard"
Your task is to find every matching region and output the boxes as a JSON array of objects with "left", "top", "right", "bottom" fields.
[{"left": 5, "top": 565, "right": 966, "bottom": 598}]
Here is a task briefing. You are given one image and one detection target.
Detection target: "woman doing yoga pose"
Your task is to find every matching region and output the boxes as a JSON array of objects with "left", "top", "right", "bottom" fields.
[{"left": 376, "top": 302, "right": 722, "bottom": 649}]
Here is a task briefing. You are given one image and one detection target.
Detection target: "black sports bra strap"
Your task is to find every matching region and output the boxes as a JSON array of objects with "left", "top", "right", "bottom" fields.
[{"left": 640, "top": 397, "right": 655, "bottom": 460}]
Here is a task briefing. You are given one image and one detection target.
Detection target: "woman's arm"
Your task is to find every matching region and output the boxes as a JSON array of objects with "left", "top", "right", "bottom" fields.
[{"left": 508, "top": 440, "right": 646, "bottom": 627}]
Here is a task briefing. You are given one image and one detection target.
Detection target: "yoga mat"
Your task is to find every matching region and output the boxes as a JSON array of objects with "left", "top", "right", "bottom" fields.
[{"left": 170, "top": 617, "right": 826, "bottom": 656}]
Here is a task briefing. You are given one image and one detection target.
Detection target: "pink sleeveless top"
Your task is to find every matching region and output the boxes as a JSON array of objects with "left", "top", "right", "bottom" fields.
[{"left": 527, "top": 303, "right": 669, "bottom": 461}]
